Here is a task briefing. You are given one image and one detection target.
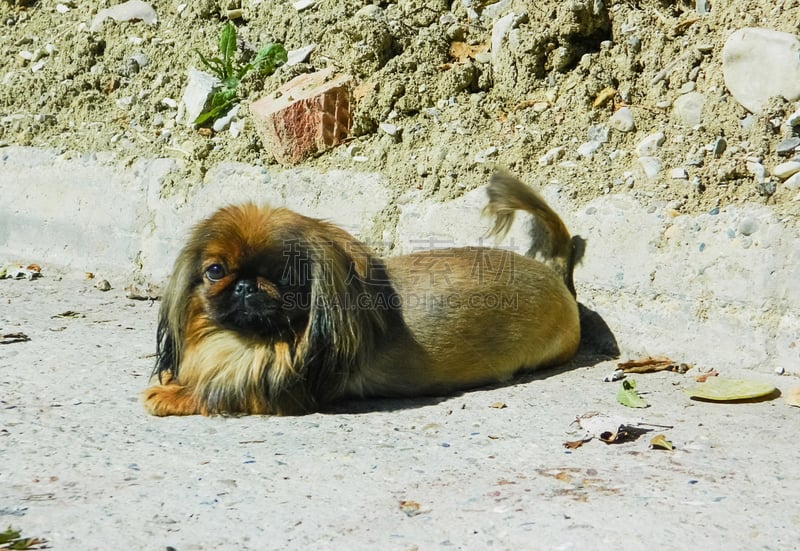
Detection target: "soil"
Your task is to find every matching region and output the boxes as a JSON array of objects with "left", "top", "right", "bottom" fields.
[{"left": 2, "top": 0, "right": 800, "bottom": 219}]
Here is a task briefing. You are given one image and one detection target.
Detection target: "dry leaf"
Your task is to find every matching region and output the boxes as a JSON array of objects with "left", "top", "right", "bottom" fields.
[
  {"left": 784, "top": 386, "right": 800, "bottom": 408},
  {"left": 399, "top": 500, "right": 424, "bottom": 517},
  {"left": 650, "top": 434, "right": 674, "bottom": 450},
  {"left": 694, "top": 368, "right": 719, "bottom": 382},
  {"left": 617, "top": 356, "right": 691, "bottom": 374},
  {"left": 563, "top": 438, "right": 590, "bottom": 449},
  {"left": 51, "top": 310, "right": 84, "bottom": 319},
  {"left": 489, "top": 402, "right": 507, "bottom": 409},
  {"left": 673, "top": 17, "right": 701, "bottom": 35},
  {"left": 575, "top": 412, "right": 667, "bottom": 444},
  {"left": 449, "top": 41, "right": 489, "bottom": 62},
  {"left": 593, "top": 86, "right": 617, "bottom": 108},
  {"left": 1, "top": 332, "right": 31, "bottom": 345},
  {"left": 353, "top": 80, "right": 377, "bottom": 101}
]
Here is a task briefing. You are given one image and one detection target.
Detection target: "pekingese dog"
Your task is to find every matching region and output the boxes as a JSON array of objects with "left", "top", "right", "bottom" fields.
[{"left": 142, "top": 170, "right": 583, "bottom": 416}]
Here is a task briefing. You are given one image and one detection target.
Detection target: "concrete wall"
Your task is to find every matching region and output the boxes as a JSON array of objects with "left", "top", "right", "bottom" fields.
[{"left": 1, "top": 146, "right": 797, "bottom": 372}]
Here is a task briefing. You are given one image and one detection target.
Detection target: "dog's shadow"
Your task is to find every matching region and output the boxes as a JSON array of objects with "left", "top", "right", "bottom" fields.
[{"left": 326, "top": 303, "right": 619, "bottom": 415}]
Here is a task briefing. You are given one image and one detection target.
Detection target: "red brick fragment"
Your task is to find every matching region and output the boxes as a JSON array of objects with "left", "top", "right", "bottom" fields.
[{"left": 250, "top": 68, "right": 353, "bottom": 164}]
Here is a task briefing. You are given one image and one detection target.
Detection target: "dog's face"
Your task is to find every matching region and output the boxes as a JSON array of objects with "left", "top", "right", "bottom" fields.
[{"left": 193, "top": 210, "right": 313, "bottom": 339}]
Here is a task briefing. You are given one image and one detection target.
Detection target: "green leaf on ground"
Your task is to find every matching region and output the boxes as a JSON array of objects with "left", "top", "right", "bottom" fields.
[
  {"left": 0, "top": 527, "right": 47, "bottom": 550},
  {"left": 684, "top": 378, "right": 777, "bottom": 402},
  {"left": 617, "top": 378, "right": 648, "bottom": 408}
]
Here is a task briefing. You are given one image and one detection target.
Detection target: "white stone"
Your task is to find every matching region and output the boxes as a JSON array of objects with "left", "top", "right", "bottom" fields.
[
  {"left": 672, "top": 92, "right": 705, "bottom": 127},
  {"left": 722, "top": 27, "right": 800, "bottom": 114},
  {"left": 670, "top": 167, "right": 688, "bottom": 180},
  {"left": 379, "top": 122, "right": 399, "bottom": 136},
  {"left": 746, "top": 161, "right": 766, "bottom": 183},
  {"left": 538, "top": 146, "right": 565, "bottom": 166},
  {"left": 639, "top": 156, "right": 661, "bottom": 179},
  {"left": 785, "top": 108, "right": 800, "bottom": 127},
  {"left": 212, "top": 104, "right": 240, "bottom": 133},
  {"left": 491, "top": 12, "right": 518, "bottom": 66},
  {"left": 577, "top": 141, "right": 602, "bottom": 158},
  {"left": 90, "top": 0, "right": 157, "bottom": 32},
  {"left": 180, "top": 69, "right": 220, "bottom": 126},
  {"left": 635, "top": 132, "right": 665, "bottom": 157},
  {"left": 783, "top": 171, "right": 800, "bottom": 190},
  {"left": 292, "top": 0, "right": 316, "bottom": 10},
  {"left": 286, "top": 44, "right": 315, "bottom": 66},
  {"left": 609, "top": 107, "right": 635, "bottom": 132},
  {"left": 773, "top": 160, "right": 800, "bottom": 180}
]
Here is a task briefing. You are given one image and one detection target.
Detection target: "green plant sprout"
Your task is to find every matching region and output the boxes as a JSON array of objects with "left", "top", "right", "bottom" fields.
[{"left": 194, "top": 21, "right": 287, "bottom": 125}]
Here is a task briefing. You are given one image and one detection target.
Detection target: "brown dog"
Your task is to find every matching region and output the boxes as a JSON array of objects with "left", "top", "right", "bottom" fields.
[{"left": 142, "top": 170, "right": 582, "bottom": 416}]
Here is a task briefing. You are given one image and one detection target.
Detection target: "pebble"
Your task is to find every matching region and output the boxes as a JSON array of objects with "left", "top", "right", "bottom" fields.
[
  {"left": 738, "top": 217, "right": 759, "bottom": 236},
  {"left": 577, "top": 141, "right": 602, "bottom": 158},
  {"left": 609, "top": 107, "right": 635, "bottom": 132},
  {"left": 291, "top": 0, "right": 315, "bottom": 10},
  {"left": 785, "top": 108, "right": 800, "bottom": 127},
  {"left": 588, "top": 124, "right": 610, "bottom": 144},
  {"left": 603, "top": 369, "right": 625, "bottom": 382},
  {"left": 286, "top": 44, "right": 315, "bottom": 66},
  {"left": 538, "top": 146, "right": 565, "bottom": 166},
  {"left": 775, "top": 137, "right": 800, "bottom": 157},
  {"left": 670, "top": 167, "right": 688, "bottom": 179},
  {"left": 712, "top": 137, "right": 727, "bottom": 158},
  {"left": 95, "top": 279, "right": 111, "bottom": 291},
  {"left": 696, "top": 43, "right": 713, "bottom": 54},
  {"left": 491, "top": 12, "right": 518, "bottom": 65},
  {"left": 212, "top": 104, "right": 239, "bottom": 133},
  {"left": 636, "top": 132, "right": 665, "bottom": 157},
  {"left": 639, "top": 156, "right": 661, "bottom": 179},
  {"left": 672, "top": 92, "right": 705, "bottom": 127},
  {"left": 782, "top": 171, "right": 800, "bottom": 190},
  {"left": 773, "top": 160, "right": 800, "bottom": 180},
  {"left": 474, "top": 146, "right": 498, "bottom": 163},
  {"left": 379, "top": 122, "right": 399, "bottom": 136},
  {"left": 774, "top": 366, "right": 785, "bottom": 375},
  {"left": 746, "top": 161, "right": 766, "bottom": 182},
  {"left": 722, "top": 28, "right": 800, "bottom": 114}
]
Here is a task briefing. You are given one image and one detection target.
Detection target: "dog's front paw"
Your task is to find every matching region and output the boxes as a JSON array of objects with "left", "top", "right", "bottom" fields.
[{"left": 142, "top": 383, "right": 202, "bottom": 416}]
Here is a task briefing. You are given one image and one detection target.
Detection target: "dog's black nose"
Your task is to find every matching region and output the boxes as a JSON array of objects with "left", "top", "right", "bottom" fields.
[{"left": 233, "top": 279, "right": 258, "bottom": 297}]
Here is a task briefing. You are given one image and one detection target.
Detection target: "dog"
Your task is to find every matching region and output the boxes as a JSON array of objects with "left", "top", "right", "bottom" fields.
[{"left": 142, "top": 170, "right": 582, "bottom": 416}]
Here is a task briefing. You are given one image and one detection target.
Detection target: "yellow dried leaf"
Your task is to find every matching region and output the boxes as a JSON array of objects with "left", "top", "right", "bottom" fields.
[
  {"left": 785, "top": 386, "right": 800, "bottom": 408},
  {"left": 593, "top": 86, "right": 617, "bottom": 108},
  {"left": 650, "top": 434, "right": 673, "bottom": 450}
]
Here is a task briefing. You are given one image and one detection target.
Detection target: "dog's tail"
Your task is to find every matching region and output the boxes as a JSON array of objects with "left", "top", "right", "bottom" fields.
[{"left": 484, "top": 169, "right": 584, "bottom": 297}]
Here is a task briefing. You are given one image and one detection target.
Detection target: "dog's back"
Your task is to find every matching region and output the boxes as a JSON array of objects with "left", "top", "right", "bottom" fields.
[{"left": 347, "top": 171, "right": 582, "bottom": 398}]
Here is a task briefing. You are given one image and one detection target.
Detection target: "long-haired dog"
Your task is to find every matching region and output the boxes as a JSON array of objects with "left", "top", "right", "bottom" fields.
[{"left": 142, "top": 170, "right": 583, "bottom": 416}]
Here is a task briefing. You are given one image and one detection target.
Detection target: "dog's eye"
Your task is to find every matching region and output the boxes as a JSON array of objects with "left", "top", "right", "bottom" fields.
[{"left": 204, "top": 264, "right": 226, "bottom": 282}]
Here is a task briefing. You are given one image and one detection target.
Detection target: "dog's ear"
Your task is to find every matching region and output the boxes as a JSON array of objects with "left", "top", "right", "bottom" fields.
[
  {"left": 154, "top": 245, "right": 200, "bottom": 382},
  {"left": 294, "top": 225, "right": 393, "bottom": 405}
]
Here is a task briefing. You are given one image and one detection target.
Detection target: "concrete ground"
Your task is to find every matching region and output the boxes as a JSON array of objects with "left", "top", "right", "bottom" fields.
[{"left": 1, "top": 273, "right": 797, "bottom": 550}]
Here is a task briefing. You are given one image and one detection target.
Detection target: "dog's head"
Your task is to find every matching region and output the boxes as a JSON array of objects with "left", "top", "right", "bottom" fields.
[{"left": 154, "top": 204, "right": 394, "bottom": 402}]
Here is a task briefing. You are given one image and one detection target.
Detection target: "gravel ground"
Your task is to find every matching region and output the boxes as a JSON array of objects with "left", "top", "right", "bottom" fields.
[{"left": 1, "top": 274, "right": 797, "bottom": 550}]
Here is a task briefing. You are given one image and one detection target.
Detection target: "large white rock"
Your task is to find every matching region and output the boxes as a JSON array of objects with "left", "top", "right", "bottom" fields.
[{"left": 722, "top": 27, "right": 800, "bottom": 114}]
